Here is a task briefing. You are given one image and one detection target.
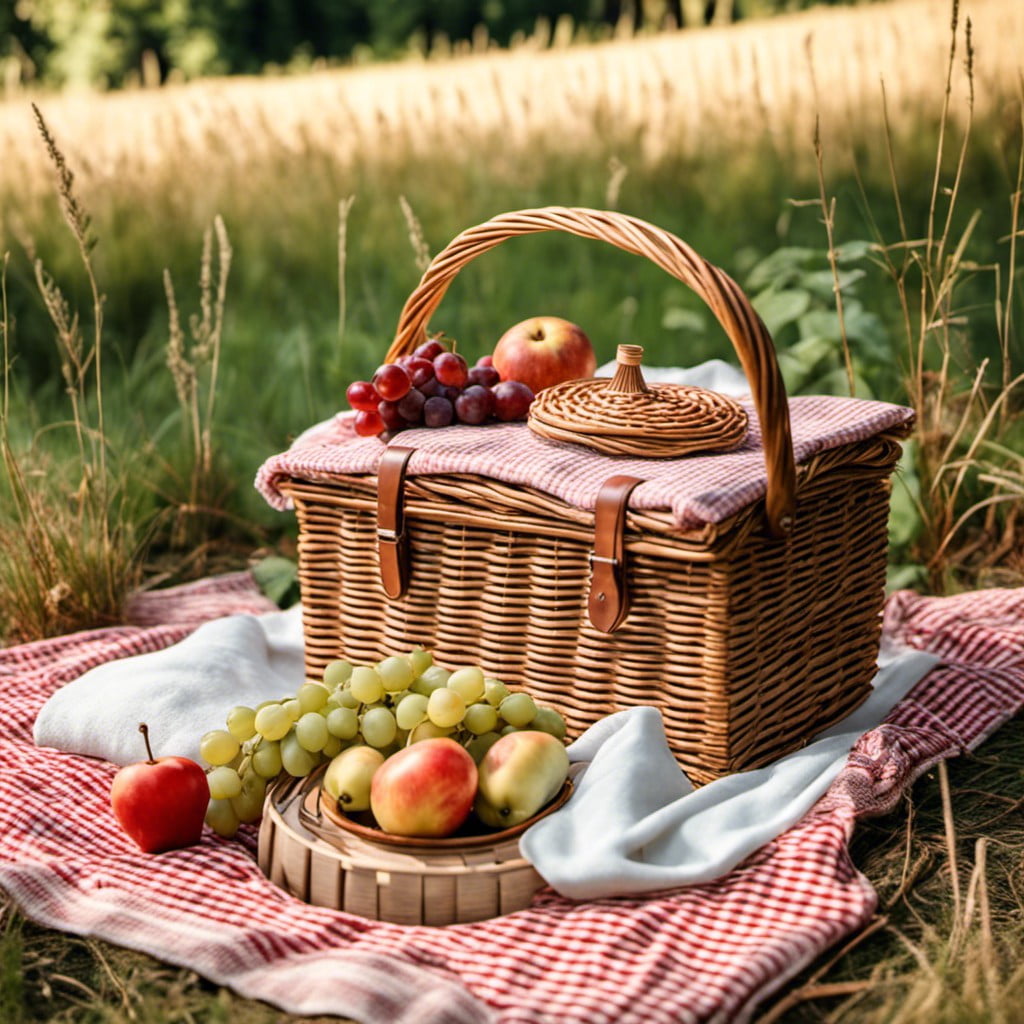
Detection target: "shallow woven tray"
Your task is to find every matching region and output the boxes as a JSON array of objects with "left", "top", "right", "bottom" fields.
[
  {"left": 258, "top": 769, "right": 566, "bottom": 925},
  {"left": 529, "top": 343, "right": 749, "bottom": 457}
]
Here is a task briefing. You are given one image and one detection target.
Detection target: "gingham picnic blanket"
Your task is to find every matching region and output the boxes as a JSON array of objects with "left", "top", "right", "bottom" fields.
[
  {"left": 255, "top": 395, "right": 914, "bottom": 529},
  {"left": 2, "top": 572, "right": 1023, "bottom": 1024}
]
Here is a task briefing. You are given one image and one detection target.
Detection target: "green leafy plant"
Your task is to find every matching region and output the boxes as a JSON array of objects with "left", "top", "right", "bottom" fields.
[{"left": 743, "top": 239, "right": 892, "bottom": 398}]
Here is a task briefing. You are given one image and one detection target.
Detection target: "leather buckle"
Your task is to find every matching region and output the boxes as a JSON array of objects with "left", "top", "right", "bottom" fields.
[
  {"left": 376, "top": 446, "right": 415, "bottom": 599},
  {"left": 587, "top": 474, "right": 643, "bottom": 633}
]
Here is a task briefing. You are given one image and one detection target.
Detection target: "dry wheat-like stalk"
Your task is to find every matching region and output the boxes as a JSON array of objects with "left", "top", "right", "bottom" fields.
[
  {"left": 399, "top": 195, "right": 431, "bottom": 273},
  {"left": 337, "top": 194, "right": 356, "bottom": 343},
  {"left": 29, "top": 104, "right": 108, "bottom": 505},
  {"left": 605, "top": 156, "right": 629, "bottom": 210},
  {"left": 160, "top": 216, "right": 233, "bottom": 549}
]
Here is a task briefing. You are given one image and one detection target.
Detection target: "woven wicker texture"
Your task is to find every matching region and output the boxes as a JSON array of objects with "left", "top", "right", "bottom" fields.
[
  {"left": 528, "top": 343, "right": 749, "bottom": 456},
  {"left": 383, "top": 206, "right": 797, "bottom": 536},
  {"left": 282, "top": 431, "right": 907, "bottom": 785},
  {"left": 259, "top": 772, "right": 546, "bottom": 925},
  {"left": 283, "top": 207, "right": 911, "bottom": 784}
]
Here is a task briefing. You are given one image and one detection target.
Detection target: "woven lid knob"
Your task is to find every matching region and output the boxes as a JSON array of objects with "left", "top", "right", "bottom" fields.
[{"left": 607, "top": 345, "right": 650, "bottom": 395}]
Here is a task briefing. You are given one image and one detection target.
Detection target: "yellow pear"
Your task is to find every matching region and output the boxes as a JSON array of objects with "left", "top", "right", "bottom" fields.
[
  {"left": 475, "top": 730, "right": 569, "bottom": 828},
  {"left": 322, "top": 745, "right": 385, "bottom": 812}
]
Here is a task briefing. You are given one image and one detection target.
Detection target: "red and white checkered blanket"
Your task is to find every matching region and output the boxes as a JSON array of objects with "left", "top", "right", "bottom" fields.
[
  {"left": 2, "top": 573, "right": 1022, "bottom": 1024},
  {"left": 256, "top": 396, "right": 913, "bottom": 529}
]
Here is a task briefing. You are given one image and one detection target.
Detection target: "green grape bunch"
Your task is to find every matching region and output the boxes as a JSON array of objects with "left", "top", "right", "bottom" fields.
[{"left": 198, "top": 647, "right": 568, "bottom": 838}]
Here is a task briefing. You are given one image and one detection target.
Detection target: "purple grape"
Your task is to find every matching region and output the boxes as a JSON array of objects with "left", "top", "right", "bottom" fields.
[
  {"left": 346, "top": 380, "right": 378, "bottom": 412},
  {"left": 378, "top": 400, "right": 405, "bottom": 432},
  {"left": 354, "top": 409, "right": 385, "bottom": 437},
  {"left": 454, "top": 385, "right": 495, "bottom": 425},
  {"left": 423, "top": 396, "right": 455, "bottom": 428},
  {"left": 405, "top": 357, "right": 435, "bottom": 389},
  {"left": 439, "top": 384, "right": 462, "bottom": 403},
  {"left": 467, "top": 365, "right": 500, "bottom": 388},
  {"left": 491, "top": 380, "right": 535, "bottom": 422},
  {"left": 372, "top": 363, "right": 411, "bottom": 401},
  {"left": 418, "top": 376, "right": 443, "bottom": 399},
  {"left": 414, "top": 339, "right": 445, "bottom": 361},
  {"left": 434, "top": 352, "right": 469, "bottom": 387},
  {"left": 397, "top": 388, "right": 426, "bottom": 423}
]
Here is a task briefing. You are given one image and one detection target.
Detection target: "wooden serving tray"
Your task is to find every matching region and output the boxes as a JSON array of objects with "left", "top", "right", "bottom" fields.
[{"left": 257, "top": 769, "right": 571, "bottom": 926}]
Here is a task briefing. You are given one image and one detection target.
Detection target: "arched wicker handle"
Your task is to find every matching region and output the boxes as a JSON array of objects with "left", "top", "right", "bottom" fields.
[{"left": 384, "top": 206, "right": 797, "bottom": 536}]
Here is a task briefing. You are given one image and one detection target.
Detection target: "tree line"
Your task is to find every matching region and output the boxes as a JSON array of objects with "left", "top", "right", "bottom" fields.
[{"left": 2, "top": 1, "right": 848, "bottom": 89}]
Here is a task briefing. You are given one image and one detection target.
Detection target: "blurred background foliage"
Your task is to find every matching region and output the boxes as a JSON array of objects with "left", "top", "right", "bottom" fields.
[{"left": 4, "top": 0, "right": 869, "bottom": 88}]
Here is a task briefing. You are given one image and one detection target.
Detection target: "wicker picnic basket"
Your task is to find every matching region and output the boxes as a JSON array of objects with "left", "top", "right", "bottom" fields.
[{"left": 278, "top": 207, "right": 910, "bottom": 786}]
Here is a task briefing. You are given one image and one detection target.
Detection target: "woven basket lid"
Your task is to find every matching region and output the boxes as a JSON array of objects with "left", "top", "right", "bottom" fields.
[{"left": 527, "top": 344, "right": 749, "bottom": 457}]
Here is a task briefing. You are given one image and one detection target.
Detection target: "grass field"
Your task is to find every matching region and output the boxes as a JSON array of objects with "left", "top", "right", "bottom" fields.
[
  {"left": 1, "top": 0, "right": 1021, "bottom": 563},
  {"left": 1, "top": 0, "right": 1023, "bottom": 1019}
]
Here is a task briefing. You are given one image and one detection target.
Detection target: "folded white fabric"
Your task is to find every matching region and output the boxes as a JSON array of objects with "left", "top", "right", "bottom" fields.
[
  {"left": 33, "top": 606, "right": 306, "bottom": 766},
  {"left": 595, "top": 357, "right": 751, "bottom": 396},
  {"left": 520, "top": 645, "right": 941, "bottom": 900}
]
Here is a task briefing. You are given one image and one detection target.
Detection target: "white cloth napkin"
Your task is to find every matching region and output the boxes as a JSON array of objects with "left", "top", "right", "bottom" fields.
[
  {"left": 33, "top": 606, "right": 306, "bottom": 766},
  {"left": 595, "top": 357, "right": 751, "bottom": 396},
  {"left": 520, "top": 644, "right": 940, "bottom": 900}
]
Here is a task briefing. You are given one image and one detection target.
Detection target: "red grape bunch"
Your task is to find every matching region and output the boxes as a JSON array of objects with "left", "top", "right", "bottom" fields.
[{"left": 345, "top": 337, "right": 535, "bottom": 439}]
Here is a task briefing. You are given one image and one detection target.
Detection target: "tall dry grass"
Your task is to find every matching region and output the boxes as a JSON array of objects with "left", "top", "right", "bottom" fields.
[
  {"left": 758, "top": 722, "right": 1024, "bottom": 1024},
  {"left": 0, "top": 108, "right": 140, "bottom": 642},
  {"left": 804, "top": 0, "right": 1024, "bottom": 592},
  {"left": 2, "top": 0, "right": 1021, "bottom": 226},
  {"left": 0, "top": 1, "right": 1017, "bottom": 400},
  {"left": 0, "top": 0, "right": 1021, "bottom": 630}
]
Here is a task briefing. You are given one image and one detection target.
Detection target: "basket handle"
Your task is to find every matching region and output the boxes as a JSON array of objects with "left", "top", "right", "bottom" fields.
[{"left": 384, "top": 206, "right": 797, "bottom": 536}]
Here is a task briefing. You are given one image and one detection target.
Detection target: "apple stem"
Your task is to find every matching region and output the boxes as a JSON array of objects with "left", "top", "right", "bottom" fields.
[{"left": 139, "top": 723, "right": 157, "bottom": 764}]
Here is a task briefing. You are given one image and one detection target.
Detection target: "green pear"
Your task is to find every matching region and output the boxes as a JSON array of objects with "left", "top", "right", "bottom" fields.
[
  {"left": 323, "top": 745, "right": 385, "bottom": 812},
  {"left": 475, "top": 730, "right": 570, "bottom": 828}
]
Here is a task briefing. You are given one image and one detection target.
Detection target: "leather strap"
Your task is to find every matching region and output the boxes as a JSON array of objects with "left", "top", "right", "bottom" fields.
[
  {"left": 377, "top": 445, "right": 416, "bottom": 599},
  {"left": 588, "top": 475, "right": 643, "bottom": 633}
]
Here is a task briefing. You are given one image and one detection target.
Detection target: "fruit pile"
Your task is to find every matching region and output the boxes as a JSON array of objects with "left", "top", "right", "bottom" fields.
[
  {"left": 197, "top": 647, "right": 570, "bottom": 840},
  {"left": 346, "top": 336, "right": 535, "bottom": 439}
]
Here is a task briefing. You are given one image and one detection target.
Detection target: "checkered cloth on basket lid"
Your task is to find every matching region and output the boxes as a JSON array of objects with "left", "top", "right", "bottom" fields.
[
  {"left": 4, "top": 572, "right": 1024, "bottom": 1023},
  {"left": 255, "top": 393, "right": 914, "bottom": 527}
]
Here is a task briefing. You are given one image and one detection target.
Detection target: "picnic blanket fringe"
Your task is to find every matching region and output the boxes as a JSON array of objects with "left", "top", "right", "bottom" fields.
[{"left": 1, "top": 573, "right": 1022, "bottom": 1024}]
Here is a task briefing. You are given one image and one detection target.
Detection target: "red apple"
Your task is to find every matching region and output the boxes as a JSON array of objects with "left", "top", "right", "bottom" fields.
[
  {"left": 110, "top": 723, "right": 209, "bottom": 854},
  {"left": 369, "top": 738, "right": 477, "bottom": 838},
  {"left": 491, "top": 316, "right": 596, "bottom": 395}
]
